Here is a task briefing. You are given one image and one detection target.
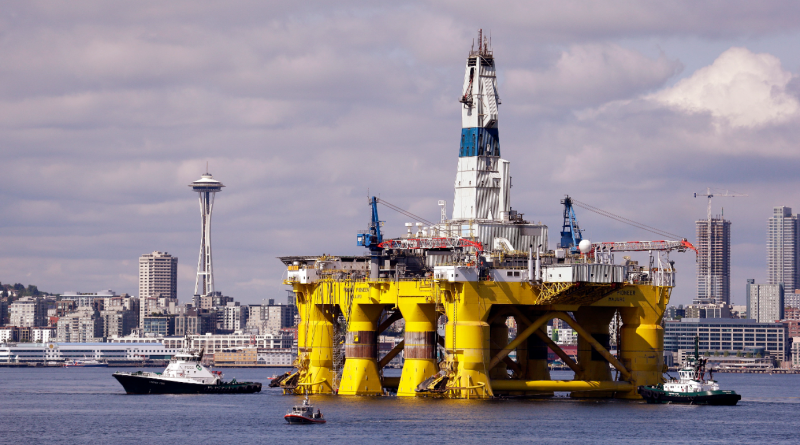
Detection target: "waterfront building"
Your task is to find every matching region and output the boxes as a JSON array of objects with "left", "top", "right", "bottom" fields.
[
  {"left": 696, "top": 218, "right": 732, "bottom": 304},
  {"left": 664, "top": 318, "right": 787, "bottom": 362},
  {"left": 767, "top": 206, "right": 799, "bottom": 294},
  {"left": 139, "top": 251, "right": 178, "bottom": 300},
  {"left": 61, "top": 290, "right": 117, "bottom": 309},
  {"left": 246, "top": 302, "right": 296, "bottom": 335},
  {"left": 665, "top": 305, "right": 686, "bottom": 321},
  {"left": 781, "top": 320, "right": 800, "bottom": 347},
  {"left": 142, "top": 315, "right": 176, "bottom": 337},
  {"left": 730, "top": 305, "right": 747, "bottom": 319},
  {"left": 0, "top": 342, "right": 179, "bottom": 363},
  {"left": 793, "top": 338, "right": 800, "bottom": 368},
  {"left": 222, "top": 303, "right": 248, "bottom": 332},
  {"left": 785, "top": 307, "right": 800, "bottom": 320},
  {"left": 786, "top": 289, "right": 800, "bottom": 309},
  {"left": 182, "top": 332, "right": 294, "bottom": 354},
  {"left": 0, "top": 298, "right": 8, "bottom": 325},
  {"left": 55, "top": 300, "right": 77, "bottom": 317},
  {"left": 746, "top": 281, "right": 784, "bottom": 322},
  {"left": 100, "top": 308, "right": 138, "bottom": 338},
  {"left": 56, "top": 307, "right": 103, "bottom": 342},
  {"left": 31, "top": 327, "right": 55, "bottom": 343},
  {"left": 198, "top": 292, "right": 233, "bottom": 310},
  {"left": 684, "top": 303, "right": 731, "bottom": 319},
  {"left": 0, "top": 327, "right": 18, "bottom": 342},
  {"left": 174, "top": 308, "right": 216, "bottom": 336},
  {"left": 9, "top": 297, "right": 50, "bottom": 327}
]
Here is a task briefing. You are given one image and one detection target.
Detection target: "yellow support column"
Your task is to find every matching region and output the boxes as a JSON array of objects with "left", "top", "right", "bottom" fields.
[
  {"left": 489, "top": 318, "right": 509, "bottom": 380},
  {"left": 397, "top": 301, "right": 438, "bottom": 397},
  {"left": 617, "top": 286, "right": 670, "bottom": 399},
  {"left": 295, "top": 288, "right": 335, "bottom": 394},
  {"left": 338, "top": 301, "right": 384, "bottom": 396},
  {"left": 571, "top": 307, "right": 615, "bottom": 398},
  {"left": 444, "top": 285, "right": 493, "bottom": 399}
]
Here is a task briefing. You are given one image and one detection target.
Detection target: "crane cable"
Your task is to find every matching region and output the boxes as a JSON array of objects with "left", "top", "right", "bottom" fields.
[
  {"left": 376, "top": 198, "right": 437, "bottom": 227},
  {"left": 570, "top": 199, "right": 684, "bottom": 240}
]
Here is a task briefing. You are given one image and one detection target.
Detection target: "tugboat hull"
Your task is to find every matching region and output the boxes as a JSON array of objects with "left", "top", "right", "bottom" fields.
[
  {"left": 638, "top": 386, "right": 741, "bottom": 405},
  {"left": 284, "top": 414, "right": 326, "bottom": 424},
  {"left": 113, "top": 373, "right": 262, "bottom": 395}
]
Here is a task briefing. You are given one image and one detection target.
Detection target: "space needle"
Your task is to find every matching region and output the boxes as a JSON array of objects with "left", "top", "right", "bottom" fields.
[{"left": 189, "top": 170, "right": 225, "bottom": 299}]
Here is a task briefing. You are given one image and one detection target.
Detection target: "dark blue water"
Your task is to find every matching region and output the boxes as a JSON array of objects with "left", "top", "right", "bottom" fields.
[{"left": 1, "top": 367, "right": 797, "bottom": 444}]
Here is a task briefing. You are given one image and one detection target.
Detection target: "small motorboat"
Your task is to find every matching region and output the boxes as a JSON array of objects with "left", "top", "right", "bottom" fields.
[{"left": 284, "top": 395, "right": 326, "bottom": 424}]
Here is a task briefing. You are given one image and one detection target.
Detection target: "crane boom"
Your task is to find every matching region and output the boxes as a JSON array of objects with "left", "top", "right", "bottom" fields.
[
  {"left": 379, "top": 237, "right": 484, "bottom": 251},
  {"left": 591, "top": 239, "right": 697, "bottom": 253}
]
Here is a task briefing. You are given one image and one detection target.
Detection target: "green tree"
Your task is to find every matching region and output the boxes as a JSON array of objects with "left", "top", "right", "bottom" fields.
[
  {"left": 736, "top": 351, "right": 742, "bottom": 357},
  {"left": 723, "top": 351, "right": 730, "bottom": 357},
  {"left": 746, "top": 352, "right": 753, "bottom": 358}
]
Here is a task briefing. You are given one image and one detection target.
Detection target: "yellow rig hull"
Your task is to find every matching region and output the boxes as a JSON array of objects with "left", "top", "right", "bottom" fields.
[{"left": 288, "top": 278, "right": 670, "bottom": 400}]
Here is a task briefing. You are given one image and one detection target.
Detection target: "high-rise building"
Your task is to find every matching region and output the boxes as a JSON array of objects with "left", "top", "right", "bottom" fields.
[
  {"left": 696, "top": 217, "right": 732, "bottom": 304},
  {"left": 56, "top": 307, "right": 104, "bottom": 342},
  {"left": 767, "top": 206, "right": 799, "bottom": 294},
  {"left": 8, "top": 297, "right": 49, "bottom": 327},
  {"left": 746, "top": 280, "right": 784, "bottom": 322},
  {"left": 189, "top": 172, "right": 224, "bottom": 298},
  {"left": 138, "top": 252, "right": 178, "bottom": 300}
]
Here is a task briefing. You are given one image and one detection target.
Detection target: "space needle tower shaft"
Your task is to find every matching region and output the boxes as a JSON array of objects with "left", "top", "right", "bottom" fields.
[{"left": 189, "top": 171, "right": 225, "bottom": 297}]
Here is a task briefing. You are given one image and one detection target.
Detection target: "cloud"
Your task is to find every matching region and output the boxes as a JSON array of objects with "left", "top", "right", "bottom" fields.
[
  {"left": 650, "top": 47, "right": 799, "bottom": 128},
  {"left": 505, "top": 44, "right": 681, "bottom": 112}
]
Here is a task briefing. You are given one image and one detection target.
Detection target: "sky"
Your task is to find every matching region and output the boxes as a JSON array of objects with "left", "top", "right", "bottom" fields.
[{"left": 2, "top": 1, "right": 800, "bottom": 306}]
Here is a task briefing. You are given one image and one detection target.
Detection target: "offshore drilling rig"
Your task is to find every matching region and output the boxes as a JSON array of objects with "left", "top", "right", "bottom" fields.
[{"left": 277, "top": 31, "right": 694, "bottom": 399}]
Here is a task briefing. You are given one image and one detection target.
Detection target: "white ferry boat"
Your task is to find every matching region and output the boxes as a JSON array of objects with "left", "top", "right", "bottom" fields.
[{"left": 112, "top": 349, "right": 262, "bottom": 394}]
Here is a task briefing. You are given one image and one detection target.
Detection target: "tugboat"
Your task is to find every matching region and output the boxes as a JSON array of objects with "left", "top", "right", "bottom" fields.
[
  {"left": 284, "top": 395, "right": 326, "bottom": 424},
  {"left": 112, "top": 349, "right": 262, "bottom": 394},
  {"left": 638, "top": 338, "right": 741, "bottom": 405}
]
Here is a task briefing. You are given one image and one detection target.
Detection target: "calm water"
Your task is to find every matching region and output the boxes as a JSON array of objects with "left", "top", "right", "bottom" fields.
[{"left": 1, "top": 367, "right": 798, "bottom": 444}]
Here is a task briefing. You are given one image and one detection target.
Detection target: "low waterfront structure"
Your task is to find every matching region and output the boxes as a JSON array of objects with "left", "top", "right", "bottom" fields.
[
  {"left": 0, "top": 342, "right": 180, "bottom": 363},
  {"left": 664, "top": 318, "right": 787, "bottom": 362}
]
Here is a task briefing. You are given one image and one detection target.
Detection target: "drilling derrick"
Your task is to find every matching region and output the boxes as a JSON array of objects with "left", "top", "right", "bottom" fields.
[{"left": 280, "top": 31, "right": 682, "bottom": 400}]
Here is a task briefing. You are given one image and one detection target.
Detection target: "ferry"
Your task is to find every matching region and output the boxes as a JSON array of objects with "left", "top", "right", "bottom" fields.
[
  {"left": 284, "top": 395, "right": 326, "bottom": 424},
  {"left": 638, "top": 340, "right": 741, "bottom": 405},
  {"left": 112, "top": 349, "right": 262, "bottom": 394},
  {"left": 64, "top": 358, "right": 108, "bottom": 367}
]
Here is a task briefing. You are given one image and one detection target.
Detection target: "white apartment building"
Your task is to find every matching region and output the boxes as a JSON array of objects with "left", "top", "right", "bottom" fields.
[
  {"left": 767, "top": 206, "right": 799, "bottom": 294},
  {"left": 747, "top": 281, "right": 784, "bottom": 322},
  {"left": 8, "top": 297, "right": 50, "bottom": 327},
  {"left": 139, "top": 251, "right": 178, "bottom": 300}
]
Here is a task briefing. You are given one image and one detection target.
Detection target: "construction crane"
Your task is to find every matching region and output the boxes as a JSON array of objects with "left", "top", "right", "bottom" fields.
[
  {"left": 694, "top": 187, "right": 747, "bottom": 302},
  {"left": 356, "top": 196, "right": 384, "bottom": 279},
  {"left": 694, "top": 187, "right": 748, "bottom": 220},
  {"left": 559, "top": 196, "right": 583, "bottom": 253}
]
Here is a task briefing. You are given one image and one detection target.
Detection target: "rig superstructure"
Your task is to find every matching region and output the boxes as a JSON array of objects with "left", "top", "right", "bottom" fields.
[{"left": 277, "top": 31, "right": 692, "bottom": 399}]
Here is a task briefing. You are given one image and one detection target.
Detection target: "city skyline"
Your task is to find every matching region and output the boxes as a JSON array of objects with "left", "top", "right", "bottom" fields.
[{"left": 4, "top": 3, "right": 800, "bottom": 305}]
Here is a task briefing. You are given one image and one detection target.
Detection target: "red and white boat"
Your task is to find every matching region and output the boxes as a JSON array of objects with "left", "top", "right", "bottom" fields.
[{"left": 284, "top": 396, "right": 326, "bottom": 424}]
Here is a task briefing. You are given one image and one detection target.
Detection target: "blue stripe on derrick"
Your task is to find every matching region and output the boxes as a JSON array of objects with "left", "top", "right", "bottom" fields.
[{"left": 459, "top": 127, "right": 500, "bottom": 157}]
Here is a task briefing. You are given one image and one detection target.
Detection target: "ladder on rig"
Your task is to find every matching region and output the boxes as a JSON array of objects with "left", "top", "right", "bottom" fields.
[{"left": 331, "top": 284, "right": 355, "bottom": 393}]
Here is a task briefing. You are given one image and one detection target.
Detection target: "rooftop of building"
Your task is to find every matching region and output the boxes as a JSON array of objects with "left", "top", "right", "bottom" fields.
[{"left": 667, "top": 318, "right": 784, "bottom": 326}]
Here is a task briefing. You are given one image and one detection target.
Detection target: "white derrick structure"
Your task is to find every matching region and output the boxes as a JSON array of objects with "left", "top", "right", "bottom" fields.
[
  {"left": 452, "top": 30, "right": 510, "bottom": 222},
  {"left": 189, "top": 172, "right": 224, "bottom": 297}
]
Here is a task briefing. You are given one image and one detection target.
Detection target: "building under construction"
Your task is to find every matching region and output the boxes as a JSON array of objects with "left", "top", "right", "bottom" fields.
[
  {"left": 695, "top": 218, "right": 731, "bottom": 305},
  {"left": 275, "top": 31, "right": 693, "bottom": 399}
]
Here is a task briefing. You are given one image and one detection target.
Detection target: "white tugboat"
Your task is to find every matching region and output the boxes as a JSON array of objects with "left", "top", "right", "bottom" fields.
[
  {"left": 113, "top": 349, "right": 262, "bottom": 394},
  {"left": 638, "top": 338, "right": 740, "bottom": 405}
]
